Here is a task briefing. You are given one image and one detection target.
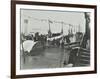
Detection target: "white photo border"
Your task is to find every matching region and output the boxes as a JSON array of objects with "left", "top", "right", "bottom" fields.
[{"left": 15, "top": 3, "right": 95, "bottom": 75}]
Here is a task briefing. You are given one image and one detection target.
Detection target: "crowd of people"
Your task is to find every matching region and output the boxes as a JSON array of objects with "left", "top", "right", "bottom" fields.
[{"left": 21, "top": 32, "right": 85, "bottom": 50}]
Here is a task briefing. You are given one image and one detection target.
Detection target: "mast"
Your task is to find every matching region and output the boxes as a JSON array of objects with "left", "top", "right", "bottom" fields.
[
  {"left": 48, "top": 19, "right": 52, "bottom": 38},
  {"left": 61, "top": 22, "right": 63, "bottom": 34},
  {"left": 78, "top": 24, "right": 80, "bottom": 32}
]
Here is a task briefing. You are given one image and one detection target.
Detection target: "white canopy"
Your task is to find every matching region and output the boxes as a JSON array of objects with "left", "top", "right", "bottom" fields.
[{"left": 47, "top": 34, "right": 63, "bottom": 41}]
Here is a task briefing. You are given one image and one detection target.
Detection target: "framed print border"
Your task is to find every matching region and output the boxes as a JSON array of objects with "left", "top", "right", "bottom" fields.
[{"left": 11, "top": 0, "right": 97, "bottom": 79}]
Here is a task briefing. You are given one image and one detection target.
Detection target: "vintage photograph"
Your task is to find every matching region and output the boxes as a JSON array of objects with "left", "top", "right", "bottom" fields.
[
  {"left": 11, "top": 1, "right": 97, "bottom": 78},
  {"left": 20, "top": 9, "right": 91, "bottom": 70}
]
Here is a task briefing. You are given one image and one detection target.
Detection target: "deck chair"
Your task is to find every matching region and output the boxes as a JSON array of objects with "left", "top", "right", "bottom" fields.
[{"left": 68, "top": 34, "right": 90, "bottom": 67}]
